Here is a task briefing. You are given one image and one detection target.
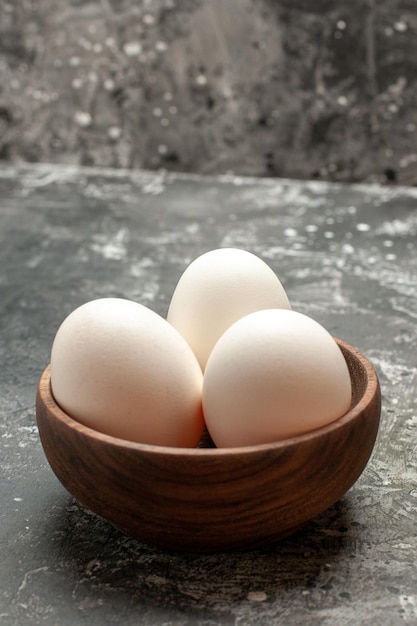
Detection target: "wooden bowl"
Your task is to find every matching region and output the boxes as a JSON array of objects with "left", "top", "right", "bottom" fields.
[{"left": 36, "top": 338, "right": 381, "bottom": 552}]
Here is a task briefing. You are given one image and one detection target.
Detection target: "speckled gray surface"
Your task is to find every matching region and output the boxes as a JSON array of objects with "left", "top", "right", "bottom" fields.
[
  {"left": 1, "top": 164, "right": 417, "bottom": 625},
  {"left": 1, "top": 1, "right": 417, "bottom": 184}
]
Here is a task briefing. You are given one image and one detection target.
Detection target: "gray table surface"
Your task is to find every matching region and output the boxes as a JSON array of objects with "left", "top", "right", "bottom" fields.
[{"left": 1, "top": 163, "right": 417, "bottom": 625}]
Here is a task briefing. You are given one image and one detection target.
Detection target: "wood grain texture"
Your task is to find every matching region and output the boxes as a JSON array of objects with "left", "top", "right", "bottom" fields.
[{"left": 36, "top": 339, "right": 380, "bottom": 552}]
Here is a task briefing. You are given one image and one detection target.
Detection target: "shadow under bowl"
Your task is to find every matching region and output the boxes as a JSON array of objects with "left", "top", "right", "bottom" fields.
[{"left": 36, "top": 338, "right": 381, "bottom": 553}]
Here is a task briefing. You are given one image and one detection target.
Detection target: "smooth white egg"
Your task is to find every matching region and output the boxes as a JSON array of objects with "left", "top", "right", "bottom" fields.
[
  {"left": 50, "top": 298, "right": 204, "bottom": 447},
  {"left": 202, "top": 309, "right": 352, "bottom": 447},
  {"left": 167, "top": 248, "right": 291, "bottom": 370}
]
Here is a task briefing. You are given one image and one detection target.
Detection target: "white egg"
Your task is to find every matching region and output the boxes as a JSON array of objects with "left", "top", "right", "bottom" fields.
[
  {"left": 167, "top": 248, "right": 291, "bottom": 370},
  {"left": 202, "top": 309, "right": 352, "bottom": 447},
  {"left": 50, "top": 298, "right": 204, "bottom": 447}
]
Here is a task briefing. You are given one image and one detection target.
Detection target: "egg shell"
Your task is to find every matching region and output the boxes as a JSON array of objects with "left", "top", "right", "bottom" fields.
[
  {"left": 202, "top": 309, "right": 352, "bottom": 447},
  {"left": 50, "top": 298, "right": 204, "bottom": 447},
  {"left": 167, "top": 248, "right": 291, "bottom": 370}
]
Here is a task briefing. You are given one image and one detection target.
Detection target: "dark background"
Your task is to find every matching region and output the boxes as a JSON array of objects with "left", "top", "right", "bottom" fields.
[{"left": 0, "top": 0, "right": 416, "bottom": 185}]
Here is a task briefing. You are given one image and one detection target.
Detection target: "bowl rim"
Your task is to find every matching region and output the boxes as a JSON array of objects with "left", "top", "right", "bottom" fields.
[{"left": 37, "top": 337, "right": 379, "bottom": 458}]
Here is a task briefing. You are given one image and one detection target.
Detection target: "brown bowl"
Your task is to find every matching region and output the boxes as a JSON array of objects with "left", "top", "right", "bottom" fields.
[{"left": 36, "top": 338, "right": 381, "bottom": 552}]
